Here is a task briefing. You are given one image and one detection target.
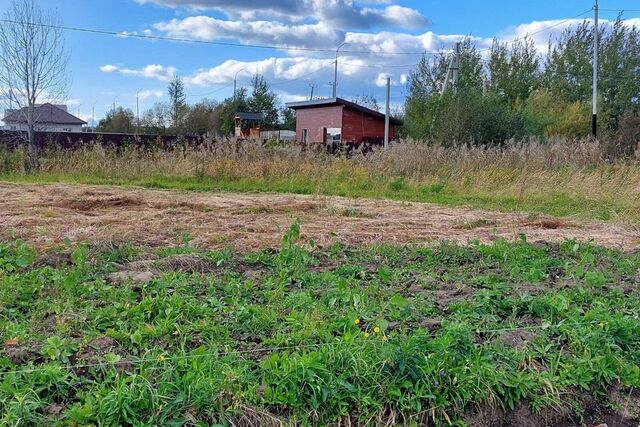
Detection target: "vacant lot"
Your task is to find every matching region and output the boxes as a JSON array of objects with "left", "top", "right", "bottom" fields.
[
  {"left": 1, "top": 183, "right": 638, "bottom": 251},
  {"left": 1, "top": 182, "right": 639, "bottom": 425},
  {"left": 1, "top": 223, "right": 639, "bottom": 425}
]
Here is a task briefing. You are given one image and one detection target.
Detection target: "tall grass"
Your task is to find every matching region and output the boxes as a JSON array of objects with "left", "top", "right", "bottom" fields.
[{"left": 1, "top": 138, "right": 639, "bottom": 222}]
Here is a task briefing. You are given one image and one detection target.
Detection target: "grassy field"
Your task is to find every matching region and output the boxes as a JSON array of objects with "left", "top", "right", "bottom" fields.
[
  {"left": 1, "top": 222, "right": 639, "bottom": 425},
  {"left": 1, "top": 140, "right": 639, "bottom": 223}
]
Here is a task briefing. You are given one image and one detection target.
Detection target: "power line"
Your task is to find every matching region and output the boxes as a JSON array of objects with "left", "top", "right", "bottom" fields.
[
  {"left": 339, "top": 61, "right": 418, "bottom": 69},
  {"left": 0, "top": 18, "right": 428, "bottom": 56},
  {"left": 268, "top": 61, "right": 335, "bottom": 86},
  {"left": 476, "top": 7, "right": 595, "bottom": 52},
  {"left": 599, "top": 8, "right": 640, "bottom": 12}
]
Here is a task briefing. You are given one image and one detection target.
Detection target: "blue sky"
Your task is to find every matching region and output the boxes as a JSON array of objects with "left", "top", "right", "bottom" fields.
[{"left": 1, "top": 0, "right": 638, "bottom": 125}]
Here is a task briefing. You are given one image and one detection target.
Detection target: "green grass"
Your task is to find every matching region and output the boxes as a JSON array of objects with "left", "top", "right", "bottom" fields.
[
  {"left": 1, "top": 223, "right": 639, "bottom": 425},
  {"left": 2, "top": 171, "right": 636, "bottom": 222}
]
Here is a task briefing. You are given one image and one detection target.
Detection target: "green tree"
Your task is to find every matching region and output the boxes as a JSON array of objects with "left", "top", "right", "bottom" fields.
[
  {"left": 168, "top": 75, "right": 187, "bottom": 132},
  {"left": 97, "top": 107, "right": 135, "bottom": 133},
  {"left": 404, "top": 39, "right": 485, "bottom": 142},
  {"left": 248, "top": 74, "right": 279, "bottom": 128},
  {"left": 488, "top": 36, "right": 540, "bottom": 106},
  {"left": 217, "top": 88, "right": 249, "bottom": 137},
  {"left": 282, "top": 107, "right": 296, "bottom": 130}
]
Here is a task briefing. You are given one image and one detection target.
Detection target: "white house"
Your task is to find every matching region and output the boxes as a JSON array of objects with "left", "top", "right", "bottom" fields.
[{"left": 3, "top": 103, "right": 86, "bottom": 133}]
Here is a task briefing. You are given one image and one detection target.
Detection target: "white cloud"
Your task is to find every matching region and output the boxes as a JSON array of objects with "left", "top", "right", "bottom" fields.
[
  {"left": 185, "top": 57, "right": 335, "bottom": 87},
  {"left": 276, "top": 91, "right": 309, "bottom": 103},
  {"left": 138, "top": 0, "right": 427, "bottom": 29},
  {"left": 154, "top": 17, "right": 341, "bottom": 49},
  {"left": 497, "top": 17, "right": 640, "bottom": 53},
  {"left": 101, "top": 13, "right": 640, "bottom": 106},
  {"left": 99, "top": 64, "right": 177, "bottom": 81},
  {"left": 138, "top": 89, "right": 164, "bottom": 100},
  {"left": 100, "top": 64, "right": 119, "bottom": 72},
  {"left": 65, "top": 98, "right": 82, "bottom": 106}
]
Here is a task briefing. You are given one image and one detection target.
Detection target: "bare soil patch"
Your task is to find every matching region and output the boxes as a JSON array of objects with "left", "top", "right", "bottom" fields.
[{"left": 1, "top": 183, "right": 637, "bottom": 251}]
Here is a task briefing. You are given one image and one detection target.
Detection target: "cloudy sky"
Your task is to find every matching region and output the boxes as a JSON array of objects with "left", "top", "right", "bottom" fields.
[{"left": 0, "top": 0, "right": 638, "bottom": 125}]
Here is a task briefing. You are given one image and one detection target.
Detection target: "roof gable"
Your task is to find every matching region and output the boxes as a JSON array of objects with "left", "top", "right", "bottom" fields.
[
  {"left": 4, "top": 103, "right": 86, "bottom": 125},
  {"left": 235, "top": 112, "right": 264, "bottom": 121},
  {"left": 285, "top": 97, "right": 403, "bottom": 126}
]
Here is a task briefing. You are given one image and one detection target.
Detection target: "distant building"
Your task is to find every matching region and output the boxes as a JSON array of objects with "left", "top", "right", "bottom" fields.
[
  {"left": 285, "top": 97, "right": 402, "bottom": 146},
  {"left": 234, "top": 112, "right": 264, "bottom": 139},
  {"left": 3, "top": 103, "right": 86, "bottom": 133}
]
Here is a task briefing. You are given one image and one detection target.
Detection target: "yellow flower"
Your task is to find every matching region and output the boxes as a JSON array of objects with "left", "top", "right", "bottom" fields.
[
  {"left": 354, "top": 318, "right": 360, "bottom": 325},
  {"left": 382, "top": 335, "right": 388, "bottom": 341},
  {"left": 373, "top": 326, "right": 381, "bottom": 334},
  {"left": 364, "top": 332, "right": 370, "bottom": 337},
  {"left": 158, "top": 355, "right": 165, "bottom": 362}
]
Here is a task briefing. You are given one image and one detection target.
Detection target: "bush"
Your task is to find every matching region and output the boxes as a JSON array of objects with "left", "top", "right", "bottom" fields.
[
  {"left": 606, "top": 111, "right": 640, "bottom": 159},
  {"left": 404, "top": 90, "right": 526, "bottom": 146}
]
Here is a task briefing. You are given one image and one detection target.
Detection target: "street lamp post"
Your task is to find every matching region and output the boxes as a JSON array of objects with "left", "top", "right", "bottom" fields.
[
  {"left": 234, "top": 67, "right": 246, "bottom": 100},
  {"left": 333, "top": 42, "right": 348, "bottom": 98}
]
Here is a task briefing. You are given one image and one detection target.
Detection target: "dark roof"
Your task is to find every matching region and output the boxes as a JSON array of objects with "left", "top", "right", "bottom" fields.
[
  {"left": 235, "top": 112, "right": 264, "bottom": 121},
  {"left": 4, "top": 103, "right": 86, "bottom": 125},
  {"left": 285, "top": 97, "right": 403, "bottom": 125}
]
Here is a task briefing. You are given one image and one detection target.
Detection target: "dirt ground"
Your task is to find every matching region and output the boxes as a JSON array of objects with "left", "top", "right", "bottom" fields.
[{"left": 1, "top": 182, "right": 638, "bottom": 251}]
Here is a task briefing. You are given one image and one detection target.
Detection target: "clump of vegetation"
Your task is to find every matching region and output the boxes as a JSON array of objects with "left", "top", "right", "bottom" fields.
[
  {"left": 1, "top": 225, "right": 639, "bottom": 425},
  {"left": 1, "top": 138, "right": 638, "bottom": 222},
  {"left": 403, "top": 19, "right": 640, "bottom": 146}
]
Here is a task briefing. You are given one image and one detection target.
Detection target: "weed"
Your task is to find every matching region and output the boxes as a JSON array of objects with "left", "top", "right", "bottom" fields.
[
  {"left": 1, "top": 140, "right": 639, "bottom": 221},
  {"left": 0, "top": 233, "right": 639, "bottom": 425},
  {"left": 389, "top": 176, "right": 406, "bottom": 192}
]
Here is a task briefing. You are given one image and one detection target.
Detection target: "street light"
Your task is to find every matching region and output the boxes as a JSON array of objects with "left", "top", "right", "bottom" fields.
[
  {"left": 333, "top": 42, "right": 348, "bottom": 98},
  {"left": 234, "top": 67, "right": 246, "bottom": 100},
  {"left": 136, "top": 90, "right": 141, "bottom": 132}
]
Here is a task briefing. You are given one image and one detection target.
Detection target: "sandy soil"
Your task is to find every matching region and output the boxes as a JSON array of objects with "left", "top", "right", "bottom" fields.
[{"left": 1, "top": 182, "right": 637, "bottom": 251}]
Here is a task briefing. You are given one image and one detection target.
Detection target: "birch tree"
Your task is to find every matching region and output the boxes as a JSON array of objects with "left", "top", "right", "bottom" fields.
[{"left": 0, "top": 0, "right": 69, "bottom": 172}]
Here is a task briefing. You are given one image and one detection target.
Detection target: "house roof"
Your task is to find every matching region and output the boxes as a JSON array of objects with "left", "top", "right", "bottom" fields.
[
  {"left": 285, "top": 97, "right": 403, "bottom": 126},
  {"left": 235, "top": 112, "right": 264, "bottom": 121},
  {"left": 4, "top": 103, "right": 86, "bottom": 125}
]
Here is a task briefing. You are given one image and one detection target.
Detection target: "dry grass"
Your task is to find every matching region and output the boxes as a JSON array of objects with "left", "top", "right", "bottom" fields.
[
  {"left": 1, "top": 138, "right": 639, "bottom": 223},
  {"left": 1, "top": 182, "right": 637, "bottom": 251}
]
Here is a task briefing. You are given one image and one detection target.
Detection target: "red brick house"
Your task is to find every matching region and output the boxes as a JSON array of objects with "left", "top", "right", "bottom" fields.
[{"left": 285, "top": 97, "right": 402, "bottom": 146}]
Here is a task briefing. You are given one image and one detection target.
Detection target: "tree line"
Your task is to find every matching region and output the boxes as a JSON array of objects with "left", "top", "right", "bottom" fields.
[
  {"left": 402, "top": 18, "right": 640, "bottom": 155},
  {"left": 97, "top": 74, "right": 296, "bottom": 136}
]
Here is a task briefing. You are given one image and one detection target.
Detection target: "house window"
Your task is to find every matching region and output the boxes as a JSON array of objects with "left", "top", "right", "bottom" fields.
[
  {"left": 326, "top": 127, "right": 341, "bottom": 145},
  {"left": 302, "top": 128, "right": 309, "bottom": 144}
]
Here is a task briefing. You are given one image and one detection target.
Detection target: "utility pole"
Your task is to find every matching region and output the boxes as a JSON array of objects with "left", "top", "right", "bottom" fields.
[
  {"left": 112, "top": 96, "right": 117, "bottom": 112},
  {"left": 91, "top": 103, "right": 95, "bottom": 129},
  {"left": 592, "top": 0, "right": 599, "bottom": 139},
  {"left": 384, "top": 76, "right": 390, "bottom": 150},
  {"left": 136, "top": 90, "right": 141, "bottom": 134},
  {"left": 441, "top": 42, "right": 461, "bottom": 95},
  {"left": 309, "top": 83, "right": 317, "bottom": 101},
  {"left": 333, "top": 42, "right": 347, "bottom": 98},
  {"left": 452, "top": 42, "right": 461, "bottom": 93}
]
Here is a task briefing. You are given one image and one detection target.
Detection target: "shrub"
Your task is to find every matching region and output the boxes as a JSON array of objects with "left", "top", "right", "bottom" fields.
[{"left": 404, "top": 90, "right": 526, "bottom": 145}]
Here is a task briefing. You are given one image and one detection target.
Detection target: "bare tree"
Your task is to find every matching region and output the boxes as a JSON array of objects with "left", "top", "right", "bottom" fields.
[{"left": 0, "top": 0, "right": 69, "bottom": 172}]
